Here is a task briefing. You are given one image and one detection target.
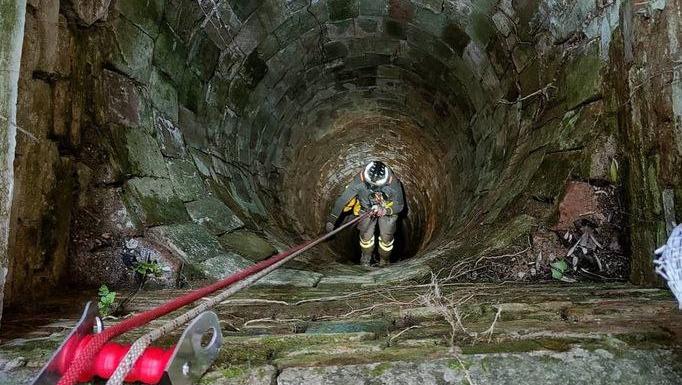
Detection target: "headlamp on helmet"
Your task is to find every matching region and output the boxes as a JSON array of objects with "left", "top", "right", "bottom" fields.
[{"left": 364, "top": 161, "right": 390, "bottom": 187}]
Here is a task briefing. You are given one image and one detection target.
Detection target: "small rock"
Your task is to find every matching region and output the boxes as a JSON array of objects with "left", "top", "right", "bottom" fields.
[
  {"left": 2, "top": 357, "right": 27, "bottom": 372},
  {"left": 125, "top": 238, "right": 139, "bottom": 249}
]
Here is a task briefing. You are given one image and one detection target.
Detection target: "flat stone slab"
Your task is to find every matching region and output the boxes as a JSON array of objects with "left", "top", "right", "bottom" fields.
[
  {"left": 317, "top": 274, "right": 376, "bottom": 286},
  {"left": 125, "top": 129, "right": 168, "bottom": 178},
  {"left": 166, "top": 157, "right": 206, "bottom": 202},
  {"left": 276, "top": 349, "right": 682, "bottom": 385},
  {"left": 148, "top": 223, "right": 224, "bottom": 264},
  {"left": 124, "top": 177, "right": 189, "bottom": 226},
  {"left": 186, "top": 196, "right": 244, "bottom": 235},
  {"left": 366, "top": 260, "right": 432, "bottom": 284},
  {"left": 305, "top": 320, "right": 390, "bottom": 334},
  {"left": 219, "top": 229, "right": 277, "bottom": 260},
  {"left": 200, "top": 253, "right": 323, "bottom": 287},
  {"left": 259, "top": 267, "right": 323, "bottom": 288}
]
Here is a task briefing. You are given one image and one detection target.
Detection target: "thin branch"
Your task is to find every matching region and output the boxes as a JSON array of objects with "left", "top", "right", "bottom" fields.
[
  {"left": 481, "top": 307, "right": 502, "bottom": 343},
  {"left": 219, "top": 298, "right": 290, "bottom": 306},
  {"left": 292, "top": 291, "right": 370, "bottom": 305},
  {"left": 454, "top": 354, "right": 477, "bottom": 385},
  {"left": 474, "top": 245, "right": 531, "bottom": 267},
  {"left": 242, "top": 317, "right": 304, "bottom": 327},
  {"left": 388, "top": 325, "right": 421, "bottom": 346},
  {"left": 498, "top": 83, "right": 556, "bottom": 105}
]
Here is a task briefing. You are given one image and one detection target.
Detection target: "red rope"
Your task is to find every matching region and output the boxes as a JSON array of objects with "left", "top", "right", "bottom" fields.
[{"left": 57, "top": 214, "right": 367, "bottom": 385}]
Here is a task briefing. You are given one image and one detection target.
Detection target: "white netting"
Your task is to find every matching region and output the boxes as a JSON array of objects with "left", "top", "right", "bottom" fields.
[{"left": 654, "top": 225, "right": 682, "bottom": 309}]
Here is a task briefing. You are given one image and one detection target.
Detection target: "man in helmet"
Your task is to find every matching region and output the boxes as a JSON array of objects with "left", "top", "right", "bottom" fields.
[{"left": 325, "top": 161, "right": 405, "bottom": 267}]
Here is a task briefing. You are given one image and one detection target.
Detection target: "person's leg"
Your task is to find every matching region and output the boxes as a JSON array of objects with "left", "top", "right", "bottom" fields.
[
  {"left": 357, "top": 216, "right": 377, "bottom": 266},
  {"left": 378, "top": 215, "right": 398, "bottom": 266}
]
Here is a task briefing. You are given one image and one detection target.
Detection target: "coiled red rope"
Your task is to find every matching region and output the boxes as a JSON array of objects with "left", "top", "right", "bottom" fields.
[{"left": 56, "top": 214, "right": 367, "bottom": 385}]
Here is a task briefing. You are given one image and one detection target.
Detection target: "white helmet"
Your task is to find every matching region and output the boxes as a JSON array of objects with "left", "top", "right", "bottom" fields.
[{"left": 363, "top": 161, "right": 390, "bottom": 187}]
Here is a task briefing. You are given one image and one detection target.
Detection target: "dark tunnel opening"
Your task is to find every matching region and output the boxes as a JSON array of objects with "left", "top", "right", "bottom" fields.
[{"left": 276, "top": 113, "right": 454, "bottom": 268}]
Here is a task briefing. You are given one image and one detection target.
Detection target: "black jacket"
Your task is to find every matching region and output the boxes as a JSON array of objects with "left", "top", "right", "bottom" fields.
[{"left": 328, "top": 173, "right": 405, "bottom": 223}]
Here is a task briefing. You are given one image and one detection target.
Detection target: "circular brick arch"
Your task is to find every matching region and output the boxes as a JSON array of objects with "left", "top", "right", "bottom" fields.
[{"left": 190, "top": 0, "right": 514, "bottom": 267}]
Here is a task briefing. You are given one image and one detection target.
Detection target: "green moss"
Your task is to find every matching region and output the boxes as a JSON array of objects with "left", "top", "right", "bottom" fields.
[
  {"left": 561, "top": 40, "right": 602, "bottom": 110},
  {"left": 275, "top": 345, "right": 449, "bottom": 368},
  {"left": 359, "top": 0, "right": 387, "bottom": 16},
  {"left": 218, "top": 334, "right": 376, "bottom": 366},
  {"left": 199, "top": 365, "right": 248, "bottom": 385},
  {"left": 124, "top": 129, "right": 168, "bottom": 178},
  {"left": 220, "top": 366, "right": 246, "bottom": 378},
  {"left": 370, "top": 362, "right": 392, "bottom": 376},
  {"left": 461, "top": 338, "right": 575, "bottom": 355},
  {"left": 124, "top": 177, "right": 190, "bottom": 226},
  {"left": 166, "top": 157, "right": 206, "bottom": 202}
]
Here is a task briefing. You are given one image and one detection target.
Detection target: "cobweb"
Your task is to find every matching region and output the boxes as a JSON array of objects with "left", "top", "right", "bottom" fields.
[{"left": 654, "top": 225, "right": 682, "bottom": 309}]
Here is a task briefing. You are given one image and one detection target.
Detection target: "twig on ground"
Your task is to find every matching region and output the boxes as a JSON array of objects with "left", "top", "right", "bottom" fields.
[
  {"left": 219, "top": 298, "right": 290, "bottom": 306},
  {"left": 481, "top": 307, "right": 502, "bottom": 343},
  {"left": 317, "top": 302, "right": 397, "bottom": 320},
  {"left": 243, "top": 318, "right": 304, "bottom": 327},
  {"left": 292, "top": 291, "right": 371, "bottom": 306},
  {"left": 474, "top": 246, "right": 531, "bottom": 267},
  {"left": 419, "top": 272, "right": 504, "bottom": 345},
  {"left": 388, "top": 325, "right": 421, "bottom": 346},
  {"left": 454, "top": 353, "right": 477, "bottom": 385}
]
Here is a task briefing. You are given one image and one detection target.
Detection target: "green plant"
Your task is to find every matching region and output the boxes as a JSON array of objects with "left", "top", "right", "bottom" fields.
[
  {"left": 97, "top": 285, "right": 117, "bottom": 316},
  {"left": 133, "top": 260, "right": 162, "bottom": 277},
  {"left": 110, "top": 259, "right": 162, "bottom": 317},
  {"left": 550, "top": 260, "right": 568, "bottom": 280},
  {"left": 609, "top": 159, "right": 619, "bottom": 183}
]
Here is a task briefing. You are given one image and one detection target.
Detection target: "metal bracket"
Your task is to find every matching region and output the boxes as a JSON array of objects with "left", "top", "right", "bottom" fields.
[
  {"left": 31, "top": 302, "right": 222, "bottom": 385},
  {"left": 161, "top": 311, "right": 223, "bottom": 385}
]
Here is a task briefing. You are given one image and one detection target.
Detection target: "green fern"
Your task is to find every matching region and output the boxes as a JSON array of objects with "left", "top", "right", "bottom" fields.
[{"left": 97, "top": 285, "right": 117, "bottom": 316}]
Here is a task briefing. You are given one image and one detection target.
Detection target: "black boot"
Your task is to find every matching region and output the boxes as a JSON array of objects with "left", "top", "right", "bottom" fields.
[
  {"left": 378, "top": 237, "right": 393, "bottom": 267},
  {"left": 360, "top": 251, "right": 372, "bottom": 267},
  {"left": 359, "top": 236, "right": 375, "bottom": 267}
]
